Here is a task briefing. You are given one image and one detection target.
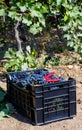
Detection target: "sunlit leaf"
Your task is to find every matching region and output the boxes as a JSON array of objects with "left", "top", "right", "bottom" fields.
[
  {"left": 57, "top": 0, "right": 62, "bottom": 6},
  {"left": 0, "top": 9, "right": 5, "bottom": 16},
  {"left": 21, "top": 63, "right": 28, "bottom": 70},
  {"left": 20, "top": 6, "right": 27, "bottom": 12},
  {"left": 64, "top": 15, "right": 68, "bottom": 21}
]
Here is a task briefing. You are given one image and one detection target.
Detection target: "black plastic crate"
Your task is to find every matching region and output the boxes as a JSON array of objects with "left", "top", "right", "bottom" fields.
[{"left": 6, "top": 69, "right": 76, "bottom": 125}]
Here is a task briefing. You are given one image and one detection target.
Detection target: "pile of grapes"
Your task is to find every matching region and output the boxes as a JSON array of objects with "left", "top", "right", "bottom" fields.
[{"left": 8, "top": 69, "right": 64, "bottom": 88}]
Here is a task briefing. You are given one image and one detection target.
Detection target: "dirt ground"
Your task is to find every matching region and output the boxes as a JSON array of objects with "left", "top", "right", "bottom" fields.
[{"left": 0, "top": 64, "right": 82, "bottom": 130}]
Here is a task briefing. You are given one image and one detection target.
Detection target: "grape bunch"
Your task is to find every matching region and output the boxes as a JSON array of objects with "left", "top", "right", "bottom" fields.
[
  {"left": 16, "top": 79, "right": 29, "bottom": 88},
  {"left": 9, "top": 71, "right": 31, "bottom": 82},
  {"left": 27, "top": 74, "right": 46, "bottom": 86},
  {"left": 8, "top": 69, "right": 49, "bottom": 87},
  {"left": 8, "top": 69, "right": 65, "bottom": 89},
  {"left": 34, "top": 69, "right": 49, "bottom": 76},
  {"left": 9, "top": 74, "right": 18, "bottom": 83}
]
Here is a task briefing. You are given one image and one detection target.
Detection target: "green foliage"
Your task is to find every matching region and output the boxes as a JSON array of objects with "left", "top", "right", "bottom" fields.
[
  {"left": 46, "top": 0, "right": 82, "bottom": 60},
  {"left": 0, "top": 0, "right": 49, "bottom": 34},
  {"left": 3, "top": 47, "right": 61, "bottom": 71},
  {"left": 44, "top": 56, "right": 60, "bottom": 66},
  {"left": 0, "top": 0, "right": 82, "bottom": 59},
  {"left": 0, "top": 87, "right": 15, "bottom": 120},
  {"left": 4, "top": 47, "right": 37, "bottom": 71},
  {"left": 61, "top": 1, "right": 82, "bottom": 60}
]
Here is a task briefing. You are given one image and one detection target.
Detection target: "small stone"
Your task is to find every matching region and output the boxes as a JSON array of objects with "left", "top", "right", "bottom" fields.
[
  {"left": 67, "top": 65, "right": 73, "bottom": 69},
  {"left": 80, "top": 81, "right": 82, "bottom": 84},
  {"left": 77, "top": 99, "right": 81, "bottom": 104},
  {"left": 63, "top": 126, "right": 65, "bottom": 128}
]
